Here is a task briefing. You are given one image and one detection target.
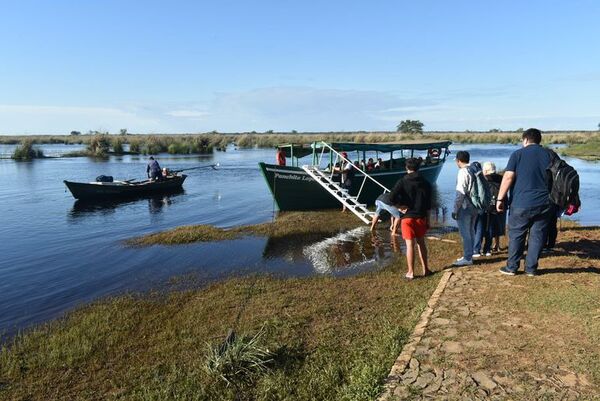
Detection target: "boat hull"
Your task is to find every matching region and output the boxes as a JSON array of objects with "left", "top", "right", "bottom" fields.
[
  {"left": 64, "top": 175, "right": 187, "bottom": 200},
  {"left": 259, "top": 163, "right": 444, "bottom": 211}
]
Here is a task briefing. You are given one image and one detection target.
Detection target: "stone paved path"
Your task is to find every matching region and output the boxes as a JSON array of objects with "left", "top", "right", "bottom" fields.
[{"left": 379, "top": 254, "right": 600, "bottom": 401}]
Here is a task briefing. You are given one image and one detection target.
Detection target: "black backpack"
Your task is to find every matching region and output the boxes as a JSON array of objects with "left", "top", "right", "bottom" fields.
[
  {"left": 547, "top": 150, "right": 581, "bottom": 211},
  {"left": 95, "top": 175, "right": 114, "bottom": 183},
  {"left": 487, "top": 179, "right": 500, "bottom": 214}
]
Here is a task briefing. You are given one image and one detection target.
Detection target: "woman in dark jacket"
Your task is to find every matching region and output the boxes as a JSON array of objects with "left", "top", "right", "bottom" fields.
[{"left": 474, "top": 162, "right": 506, "bottom": 255}]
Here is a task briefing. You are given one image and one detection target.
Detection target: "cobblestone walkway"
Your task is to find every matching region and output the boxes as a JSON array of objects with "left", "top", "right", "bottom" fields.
[{"left": 379, "top": 258, "right": 600, "bottom": 401}]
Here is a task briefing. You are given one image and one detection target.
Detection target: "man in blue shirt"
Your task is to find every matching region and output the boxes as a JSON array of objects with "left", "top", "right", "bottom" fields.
[
  {"left": 146, "top": 156, "right": 162, "bottom": 181},
  {"left": 496, "top": 128, "right": 552, "bottom": 276}
]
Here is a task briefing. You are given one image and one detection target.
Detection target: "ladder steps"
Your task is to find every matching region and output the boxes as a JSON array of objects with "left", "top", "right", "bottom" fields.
[{"left": 301, "top": 164, "right": 374, "bottom": 224}]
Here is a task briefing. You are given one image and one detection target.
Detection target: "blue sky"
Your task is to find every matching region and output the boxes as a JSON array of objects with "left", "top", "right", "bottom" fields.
[{"left": 1, "top": 0, "right": 599, "bottom": 134}]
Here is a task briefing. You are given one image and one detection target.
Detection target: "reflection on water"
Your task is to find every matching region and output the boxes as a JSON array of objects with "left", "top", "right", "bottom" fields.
[{"left": 69, "top": 190, "right": 185, "bottom": 217}]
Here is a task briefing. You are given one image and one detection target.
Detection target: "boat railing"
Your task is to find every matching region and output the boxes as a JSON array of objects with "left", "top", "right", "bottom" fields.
[{"left": 314, "top": 141, "right": 390, "bottom": 200}]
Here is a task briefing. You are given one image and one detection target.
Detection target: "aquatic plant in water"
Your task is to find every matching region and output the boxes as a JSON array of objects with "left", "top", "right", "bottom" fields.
[{"left": 11, "top": 140, "right": 44, "bottom": 160}]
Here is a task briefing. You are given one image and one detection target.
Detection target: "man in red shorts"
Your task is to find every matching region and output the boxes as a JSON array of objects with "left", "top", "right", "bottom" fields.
[{"left": 390, "top": 157, "right": 432, "bottom": 279}]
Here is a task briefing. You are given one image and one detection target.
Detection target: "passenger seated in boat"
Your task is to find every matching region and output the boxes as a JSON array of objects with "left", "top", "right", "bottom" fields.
[
  {"left": 360, "top": 159, "right": 367, "bottom": 171},
  {"left": 162, "top": 167, "right": 170, "bottom": 177},
  {"left": 367, "top": 158, "right": 375, "bottom": 171},
  {"left": 375, "top": 158, "right": 385, "bottom": 170},
  {"left": 147, "top": 157, "right": 162, "bottom": 181}
]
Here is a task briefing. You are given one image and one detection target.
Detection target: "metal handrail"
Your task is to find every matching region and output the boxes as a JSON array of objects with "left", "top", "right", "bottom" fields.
[{"left": 315, "top": 141, "right": 390, "bottom": 194}]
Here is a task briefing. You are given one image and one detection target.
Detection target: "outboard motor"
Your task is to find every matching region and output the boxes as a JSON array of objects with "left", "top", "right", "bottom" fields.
[{"left": 95, "top": 175, "right": 114, "bottom": 183}]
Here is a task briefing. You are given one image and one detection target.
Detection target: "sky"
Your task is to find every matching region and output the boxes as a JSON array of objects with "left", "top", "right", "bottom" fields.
[{"left": 1, "top": 0, "right": 599, "bottom": 134}]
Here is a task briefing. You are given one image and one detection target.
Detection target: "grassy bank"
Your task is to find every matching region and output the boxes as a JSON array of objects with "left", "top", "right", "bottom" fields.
[
  {"left": 2, "top": 216, "right": 598, "bottom": 400},
  {"left": 0, "top": 209, "right": 467, "bottom": 401},
  {"left": 560, "top": 138, "right": 600, "bottom": 161},
  {"left": 0, "top": 259, "right": 458, "bottom": 400},
  {"left": 2, "top": 131, "right": 600, "bottom": 153},
  {"left": 127, "top": 211, "right": 363, "bottom": 246}
]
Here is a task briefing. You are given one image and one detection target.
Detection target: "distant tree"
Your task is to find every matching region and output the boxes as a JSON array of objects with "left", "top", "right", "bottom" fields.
[
  {"left": 488, "top": 128, "right": 501, "bottom": 133},
  {"left": 70, "top": 130, "right": 81, "bottom": 136},
  {"left": 291, "top": 129, "right": 298, "bottom": 134},
  {"left": 119, "top": 128, "right": 128, "bottom": 136},
  {"left": 396, "top": 120, "right": 424, "bottom": 134},
  {"left": 265, "top": 130, "right": 274, "bottom": 134},
  {"left": 516, "top": 128, "right": 524, "bottom": 133}
]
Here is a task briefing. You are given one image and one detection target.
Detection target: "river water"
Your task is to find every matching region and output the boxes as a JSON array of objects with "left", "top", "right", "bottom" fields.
[{"left": 0, "top": 143, "right": 598, "bottom": 336}]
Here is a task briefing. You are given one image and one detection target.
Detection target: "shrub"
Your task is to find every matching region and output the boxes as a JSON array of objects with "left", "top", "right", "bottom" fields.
[
  {"left": 111, "top": 137, "right": 124, "bottom": 154},
  {"left": 11, "top": 140, "right": 44, "bottom": 160},
  {"left": 204, "top": 327, "right": 272, "bottom": 387},
  {"left": 87, "top": 134, "right": 111, "bottom": 157}
]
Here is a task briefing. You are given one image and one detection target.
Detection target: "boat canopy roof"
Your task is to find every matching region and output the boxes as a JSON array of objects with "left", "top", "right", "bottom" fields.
[
  {"left": 276, "top": 144, "right": 314, "bottom": 159},
  {"left": 312, "top": 140, "right": 452, "bottom": 153},
  {"left": 276, "top": 140, "right": 452, "bottom": 159}
]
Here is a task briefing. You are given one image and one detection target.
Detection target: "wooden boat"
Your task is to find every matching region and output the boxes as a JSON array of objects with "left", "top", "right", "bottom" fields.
[
  {"left": 259, "top": 140, "right": 451, "bottom": 212},
  {"left": 64, "top": 174, "right": 187, "bottom": 200}
]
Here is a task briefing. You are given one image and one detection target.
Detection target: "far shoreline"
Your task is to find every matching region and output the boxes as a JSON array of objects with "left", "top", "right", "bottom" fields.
[{"left": 2, "top": 131, "right": 599, "bottom": 160}]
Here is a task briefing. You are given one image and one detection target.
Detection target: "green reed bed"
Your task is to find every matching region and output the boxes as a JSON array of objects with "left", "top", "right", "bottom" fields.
[
  {"left": 10, "top": 140, "right": 45, "bottom": 160},
  {"left": 560, "top": 139, "right": 600, "bottom": 161},
  {"left": 127, "top": 211, "right": 363, "bottom": 246}
]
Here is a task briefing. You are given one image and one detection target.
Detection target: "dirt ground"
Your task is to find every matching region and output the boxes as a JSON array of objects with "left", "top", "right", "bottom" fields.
[{"left": 383, "top": 225, "right": 600, "bottom": 400}]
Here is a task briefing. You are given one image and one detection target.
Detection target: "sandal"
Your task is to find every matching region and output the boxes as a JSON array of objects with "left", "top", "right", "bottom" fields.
[{"left": 405, "top": 273, "right": 414, "bottom": 280}]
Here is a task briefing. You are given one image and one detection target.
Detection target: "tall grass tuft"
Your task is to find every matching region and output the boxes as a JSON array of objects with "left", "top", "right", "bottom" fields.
[
  {"left": 87, "top": 134, "right": 111, "bottom": 157},
  {"left": 204, "top": 327, "right": 272, "bottom": 387},
  {"left": 11, "top": 140, "right": 44, "bottom": 160},
  {"left": 111, "top": 137, "right": 124, "bottom": 154}
]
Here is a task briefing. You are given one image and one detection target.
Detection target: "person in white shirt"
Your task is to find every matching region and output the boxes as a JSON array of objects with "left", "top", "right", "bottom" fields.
[{"left": 452, "top": 151, "right": 477, "bottom": 266}]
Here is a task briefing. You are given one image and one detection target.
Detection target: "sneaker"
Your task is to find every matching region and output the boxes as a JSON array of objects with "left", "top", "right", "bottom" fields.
[
  {"left": 525, "top": 271, "right": 539, "bottom": 277},
  {"left": 499, "top": 266, "right": 516, "bottom": 276},
  {"left": 472, "top": 253, "right": 481, "bottom": 258},
  {"left": 485, "top": 252, "right": 492, "bottom": 257},
  {"left": 453, "top": 257, "right": 473, "bottom": 267}
]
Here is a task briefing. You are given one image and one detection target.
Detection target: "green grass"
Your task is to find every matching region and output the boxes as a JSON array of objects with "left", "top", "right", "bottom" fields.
[
  {"left": 127, "top": 211, "right": 363, "bottom": 246},
  {"left": 560, "top": 139, "right": 600, "bottom": 160},
  {"left": 0, "top": 269, "right": 442, "bottom": 401}
]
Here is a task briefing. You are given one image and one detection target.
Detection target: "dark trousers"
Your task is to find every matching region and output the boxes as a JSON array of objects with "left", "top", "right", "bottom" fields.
[
  {"left": 546, "top": 208, "right": 558, "bottom": 248},
  {"left": 506, "top": 204, "right": 552, "bottom": 274}
]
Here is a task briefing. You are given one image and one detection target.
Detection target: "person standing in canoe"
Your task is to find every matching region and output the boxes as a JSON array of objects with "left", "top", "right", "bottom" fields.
[{"left": 147, "top": 156, "right": 162, "bottom": 181}]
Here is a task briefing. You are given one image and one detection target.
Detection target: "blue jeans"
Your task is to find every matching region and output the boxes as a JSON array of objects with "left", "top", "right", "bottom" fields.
[
  {"left": 474, "top": 213, "right": 494, "bottom": 254},
  {"left": 375, "top": 200, "right": 401, "bottom": 218},
  {"left": 457, "top": 206, "right": 478, "bottom": 260},
  {"left": 506, "top": 204, "right": 553, "bottom": 273}
]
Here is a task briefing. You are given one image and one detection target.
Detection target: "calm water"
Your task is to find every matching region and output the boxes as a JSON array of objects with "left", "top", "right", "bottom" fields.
[{"left": 0, "top": 143, "right": 598, "bottom": 336}]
